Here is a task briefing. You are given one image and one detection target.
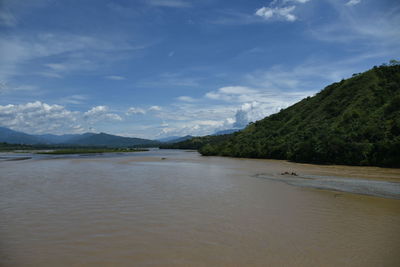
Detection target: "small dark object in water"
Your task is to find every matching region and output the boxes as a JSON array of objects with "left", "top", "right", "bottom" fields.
[
  {"left": 161, "top": 157, "right": 166, "bottom": 160},
  {"left": 281, "top": 171, "right": 298, "bottom": 176}
]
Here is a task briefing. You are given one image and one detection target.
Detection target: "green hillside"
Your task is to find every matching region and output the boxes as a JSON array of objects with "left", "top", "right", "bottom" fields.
[{"left": 170, "top": 64, "right": 400, "bottom": 167}]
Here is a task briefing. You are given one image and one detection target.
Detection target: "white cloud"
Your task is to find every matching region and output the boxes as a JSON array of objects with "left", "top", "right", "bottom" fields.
[
  {"left": 104, "top": 113, "right": 123, "bottom": 121},
  {"left": 84, "top": 105, "right": 108, "bottom": 116},
  {"left": 84, "top": 106, "right": 122, "bottom": 122},
  {"left": 0, "top": 101, "right": 83, "bottom": 134},
  {"left": 0, "top": 102, "right": 129, "bottom": 134},
  {"left": 255, "top": 6, "right": 297, "bottom": 22},
  {"left": 126, "top": 107, "right": 146, "bottom": 115},
  {"left": 232, "top": 101, "right": 283, "bottom": 128},
  {"left": 233, "top": 109, "right": 248, "bottom": 128},
  {"left": 346, "top": 0, "right": 361, "bottom": 6},
  {"left": 149, "top": 105, "right": 162, "bottom": 111},
  {"left": 105, "top": 75, "right": 126, "bottom": 80},
  {"left": 254, "top": 0, "right": 312, "bottom": 22},
  {"left": 289, "top": 0, "right": 310, "bottom": 3}
]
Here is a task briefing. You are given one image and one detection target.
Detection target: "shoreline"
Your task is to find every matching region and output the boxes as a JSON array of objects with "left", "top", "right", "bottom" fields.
[
  {"left": 253, "top": 173, "right": 400, "bottom": 200},
  {"left": 2, "top": 149, "right": 400, "bottom": 199}
]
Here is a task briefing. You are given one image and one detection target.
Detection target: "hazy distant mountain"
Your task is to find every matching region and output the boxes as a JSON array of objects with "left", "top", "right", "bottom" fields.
[
  {"left": 63, "top": 132, "right": 159, "bottom": 147},
  {"left": 212, "top": 128, "right": 242, "bottom": 136},
  {"left": 34, "top": 133, "right": 82, "bottom": 144},
  {"left": 63, "top": 133, "right": 96, "bottom": 144},
  {"left": 0, "top": 127, "right": 43, "bottom": 144},
  {"left": 157, "top": 136, "right": 182, "bottom": 142},
  {"left": 0, "top": 127, "right": 159, "bottom": 147},
  {"left": 158, "top": 135, "right": 194, "bottom": 143}
]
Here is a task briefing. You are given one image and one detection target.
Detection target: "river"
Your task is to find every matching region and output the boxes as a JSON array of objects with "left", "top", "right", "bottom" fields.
[{"left": 1, "top": 149, "right": 399, "bottom": 266}]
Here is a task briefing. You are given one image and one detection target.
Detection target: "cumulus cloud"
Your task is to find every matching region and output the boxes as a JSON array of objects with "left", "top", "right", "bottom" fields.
[
  {"left": 255, "top": 6, "right": 297, "bottom": 22},
  {"left": 126, "top": 107, "right": 146, "bottom": 115},
  {"left": 233, "top": 109, "right": 248, "bottom": 128},
  {"left": 255, "top": 0, "right": 311, "bottom": 22},
  {"left": 149, "top": 105, "right": 162, "bottom": 111},
  {"left": 0, "top": 102, "right": 128, "bottom": 134},
  {"left": 346, "top": 0, "right": 361, "bottom": 6},
  {"left": 0, "top": 101, "right": 82, "bottom": 134},
  {"left": 289, "top": 0, "right": 310, "bottom": 3},
  {"left": 232, "top": 102, "right": 275, "bottom": 128},
  {"left": 84, "top": 106, "right": 122, "bottom": 122}
]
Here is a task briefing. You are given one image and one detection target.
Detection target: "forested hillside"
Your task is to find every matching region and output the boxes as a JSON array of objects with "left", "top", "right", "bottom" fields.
[{"left": 168, "top": 64, "right": 400, "bottom": 167}]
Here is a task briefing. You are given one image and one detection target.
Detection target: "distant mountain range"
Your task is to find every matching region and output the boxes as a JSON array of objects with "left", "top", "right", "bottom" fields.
[
  {"left": 0, "top": 126, "right": 241, "bottom": 147},
  {"left": 0, "top": 127, "right": 43, "bottom": 145},
  {"left": 212, "top": 128, "right": 242, "bottom": 136},
  {"left": 157, "top": 135, "right": 194, "bottom": 143},
  {"left": 157, "top": 129, "right": 241, "bottom": 143},
  {"left": 0, "top": 127, "right": 159, "bottom": 147}
]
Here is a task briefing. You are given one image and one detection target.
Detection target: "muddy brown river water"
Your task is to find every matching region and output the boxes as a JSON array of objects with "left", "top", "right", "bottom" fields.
[{"left": 1, "top": 150, "right": 399, "bottom": 266}]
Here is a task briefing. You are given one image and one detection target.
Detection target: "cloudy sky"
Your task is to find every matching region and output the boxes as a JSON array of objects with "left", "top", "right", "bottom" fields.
[{"left": 0, "top": 0, "right": 399, "bottom": 138}]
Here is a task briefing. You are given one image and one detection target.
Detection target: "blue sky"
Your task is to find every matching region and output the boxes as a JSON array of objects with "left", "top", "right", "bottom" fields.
[{"left": 0, "top": 0, "right": 399, "bottom": 138}]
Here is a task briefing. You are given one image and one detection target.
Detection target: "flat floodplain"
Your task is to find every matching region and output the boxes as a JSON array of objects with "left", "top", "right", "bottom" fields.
[{"left": 1, "top": 150, "right": 399, "bottom": 266}]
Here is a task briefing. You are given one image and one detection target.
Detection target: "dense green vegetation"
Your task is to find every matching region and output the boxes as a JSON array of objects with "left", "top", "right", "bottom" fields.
[
  {"left": 0, "top": 142, "right": 36, "bottom": 151},
  {"left": 164, "top": 64, "right": 400, "bottom": 167},
  {"left": 159, "top": 135, "right": 230, "bottom": 150}
]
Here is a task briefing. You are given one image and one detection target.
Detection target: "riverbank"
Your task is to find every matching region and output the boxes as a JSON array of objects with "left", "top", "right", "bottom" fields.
[
  {"left": 253, "top": 173, "right": 400, "bottom": 199},
  {"left": 121, "top": 150, "right": 400, "bottom": 199}
]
